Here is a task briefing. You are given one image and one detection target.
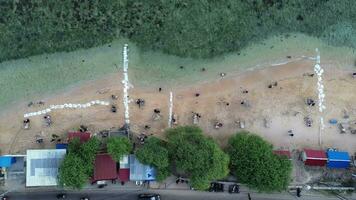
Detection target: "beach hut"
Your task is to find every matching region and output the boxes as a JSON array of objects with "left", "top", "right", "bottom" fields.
[
  {"left": 302, "top": 149, "right": 327, "bottom": 166},
  {"left": 91, "top": 153, "right": 117, "bottom": 184},
  {"left": 0, "top": 156, "right": 16, "bottom": 168},
  {"left": 327, "top": 151, "right": 350, "bottom": 169},
  {"left": 129, "top": 154, "right": 156, "bottom": 181},
  {"left": 68, "top": 131, "right": 91, "bottom": 143}
]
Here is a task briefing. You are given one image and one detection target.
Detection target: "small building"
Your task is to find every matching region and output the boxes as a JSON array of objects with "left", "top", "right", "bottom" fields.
[
  {"left": 129, "top": 154, "right": 156, "bottom": 181},
  {"left": 327, "top": 150, "right": 350, "bottom": 169},
  {"left": 302, "top": 149, "right": 327, "bottom": 166},
  {"left": 273, "top": 150, "right": 292, "bottom": 160},
  {"left": 26, "top": 149, "right": 66, "bottom": 187},
  {"left": 0, "top": 156, "right": 16, "bottom": 168},
  {"left": 91, "top": 153, "right": 117, "bottom": 183},
  {"left": 56, "top": 143, "right": 68, "bottom": 149},
  {"left": 118, "top": 155, "right": 130, "bottom": 182},
  {"left": 68, "top": 132, "right": 91, "bottom": 143}
]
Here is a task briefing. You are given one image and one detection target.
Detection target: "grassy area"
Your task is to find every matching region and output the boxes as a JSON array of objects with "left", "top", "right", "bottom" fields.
[{"left": 0, "top": 33, "right": 355, "bottom": 109}]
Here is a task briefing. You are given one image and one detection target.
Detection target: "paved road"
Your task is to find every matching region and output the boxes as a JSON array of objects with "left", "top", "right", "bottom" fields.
[{"left": 3, "top": 189, "right": 345, "bottom": 200}]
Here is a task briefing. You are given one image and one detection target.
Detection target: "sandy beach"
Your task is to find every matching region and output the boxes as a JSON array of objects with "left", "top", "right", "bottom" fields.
[{"left": 1, "top": 56, "right": 355, "bottom": 155}]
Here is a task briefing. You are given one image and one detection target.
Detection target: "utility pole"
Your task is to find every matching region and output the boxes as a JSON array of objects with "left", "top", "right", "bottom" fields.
[{"left": 122, "top": 44, "right": 130, "bottom": 137}]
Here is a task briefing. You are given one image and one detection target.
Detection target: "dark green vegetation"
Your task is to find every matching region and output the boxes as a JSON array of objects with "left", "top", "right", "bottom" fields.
[
  {"left": 107, "top": 137, "right": 132, "bottom": 162},
  {"left": 1, "top": 0, "right": 356, "bottom": 61},
  {"left": 135, "top": 137, "right": 170, "bottom": 182},
  {"left": 227, "top": 132, "right": 292, "bottom": 192},
  {"left": 59, "top": 137, "right": 100, "bottom": 189},
  {"left": 166, "top": 126, "right": 230, "bottom": 190}
]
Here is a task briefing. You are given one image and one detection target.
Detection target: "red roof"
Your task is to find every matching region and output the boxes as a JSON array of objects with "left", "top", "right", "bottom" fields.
[
  {"left": 118, "top": 168, "right": 130, "bottom": 182},
  {"left": 92, "top": 154, "right": 117, "bottom": 183},
  {"left": 273, "top": 150, "right": 291, "bottom": 159},
  {"left": 68, "top": 132, "right": 91, "bottom": 143},
  {"left": 303, "top": 149, "right": 327, "bottom": 160}
]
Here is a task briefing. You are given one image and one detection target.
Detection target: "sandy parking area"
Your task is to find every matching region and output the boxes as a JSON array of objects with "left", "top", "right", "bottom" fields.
[{"left": 0, "top": 58, "right": 355, "bottom": 155}]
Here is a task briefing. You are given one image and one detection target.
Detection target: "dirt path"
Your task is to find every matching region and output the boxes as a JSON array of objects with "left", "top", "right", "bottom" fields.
[{"left": 1, "top": 59, "right": 356, "bottom": 155}]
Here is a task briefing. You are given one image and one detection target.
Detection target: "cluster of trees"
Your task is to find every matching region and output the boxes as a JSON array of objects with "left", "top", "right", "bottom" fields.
[
  {"left": 59, "top": 136, "right": 131, "bottom": 189},
  {"left": 58, "top": 126, "right": 291, "bottom": 191},
  {"left": 135, "top": 126, "right": 291, "bottom": 191},
  {"left": 227, "top": 132, "right": 292, "bottom": 191},
  {"left": 1, "top": 0, "right": 356, "bottom": 61},
  {"left": 59, "top": 137, "right": 100, "bottom": 189}
]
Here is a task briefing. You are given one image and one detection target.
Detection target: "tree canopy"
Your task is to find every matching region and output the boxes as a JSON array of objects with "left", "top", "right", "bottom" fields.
[
  {"left": 1, "top": 0, "right": 356, "bottom": 61},
  {"left": 135, "top": 137, "right": 170, "bottom": 182},
  {"left": 58, "top": 153, "right": 88, "bottom": 189},
  {"left": 107, "top": 137, "right": 132, "bottom": 162},
  {"left": 227, "top": 132, "right": 292, "bottom": 192},
  {"left": 166, "top": 126, "right": 229, "bottom": 190},
  {"left": 58, "top": 137, "right": 100, "bottom": 189}
]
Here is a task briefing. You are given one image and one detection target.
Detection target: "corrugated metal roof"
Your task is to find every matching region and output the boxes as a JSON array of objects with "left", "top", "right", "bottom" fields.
[
  {"left": 56, "top": 143, "right": 68, "bottom": 149},
  {"left": 26, "top": 149, "right": 66, "bottom": 187},
  {"left": 68, "top": 132, "right": 91, "bottom": 143},
  {"left": 303, "top": 149, "right": 327, "bottom": 160},
  {"left": 0, "top": 156, "right": 15, "bottom": 167},
  {"left": 129, "top": 154, "right": 156, "bottom": 181},
  {"left": 118, "top": 168, "right": 130, "bottom": 182},
  {"left": 327, "top": 151, "right": 350, "bottom": 168},
  {"left": 92, "top": 154, "right": 117, "bottom": 183}
]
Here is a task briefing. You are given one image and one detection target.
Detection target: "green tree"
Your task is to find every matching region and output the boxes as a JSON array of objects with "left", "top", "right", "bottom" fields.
[
  {"left": 58, "top": 153, "right": 88, "bottom": 189},
  {"left": 58, "top": 137, "right": 100, "bottom": 189},
  {"left": 107, "top": 137, "right": 132, "bottom": 162},
  {"left": 227, "top": 132, "right": 292, "bottom": 191},
  {"left": 135, "top": 137, "right": 170, "bottom": 182},
  {"left": 166, "top": 126, "right": 229, "bottom": 190},
  {"left": 80, "top": 137, "right": 100, "bottom": 175}
]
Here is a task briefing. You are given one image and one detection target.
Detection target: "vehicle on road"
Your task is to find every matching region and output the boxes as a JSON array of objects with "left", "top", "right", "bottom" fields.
[
  {"left": 56, "top": 193, "right": 66, "bottom": 199},
  {"left": 208, "top": 182, "right": 224, "bottom": 192},
  {"left": 138, "top": 193, "right": 161, "bottom": 200},
  {"left": 80, "top": 197, "right": 90, "bottom": 200}
]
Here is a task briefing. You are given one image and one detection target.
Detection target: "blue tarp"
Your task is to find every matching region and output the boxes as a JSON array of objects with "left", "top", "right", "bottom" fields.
[
  {"left": 129, "top": 154, "right": 156, "bottom": 181},
  {"left": 56, "top": 143, "right": 68, "bottom": 149},
  {"left": 0, "top": 156, "right": 16, "bottom": 167},
  {"left": 327, "top": 151, "right": 350, "bottom": 168}
]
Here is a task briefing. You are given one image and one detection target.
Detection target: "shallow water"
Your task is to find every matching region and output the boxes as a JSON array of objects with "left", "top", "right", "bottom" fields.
[{"left": 0, "top": 33, "right": 355, "bottom": 109}]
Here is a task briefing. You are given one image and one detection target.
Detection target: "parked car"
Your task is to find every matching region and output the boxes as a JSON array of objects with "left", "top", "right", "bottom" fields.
[
  {"left": 228, "top": 184, "right": 240, "bottom": 193},
  {"left": 138, "top": 193, "right": 161, "bottom": 200},
  {"left": 208, "top": 182, "right": 224, "bottom": 192},
  {"left": 56, "top": 193, "right": 66, "bottom": 199}
]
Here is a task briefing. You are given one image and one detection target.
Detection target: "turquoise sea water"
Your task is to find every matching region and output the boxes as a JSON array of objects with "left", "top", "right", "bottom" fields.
[{"left": 0, "top": 33, "right": 355, "bottom": 109}]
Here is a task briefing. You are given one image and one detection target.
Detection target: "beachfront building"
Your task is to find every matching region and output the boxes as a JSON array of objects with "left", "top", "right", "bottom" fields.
[
  {"left": 26, "top": 149, "right": 66, "bottom": 187},
  {"left": 129, "top": 154, "right": 156, "bottom": 181},
  {"left": 91, "top": 154, "right": 131, "bottom": 184},
  {"left": 68, "top": 131, "right": 91, "bottom": 143},
  {"left": 118, "top": 155, "right": 130, "bottom": 183},
  {"left": 302, "top": 149, "right": 327, "bottom": 166},
  {"left": 326, "top": 150, "right": 351, "bottom": 169},
  {"left": 91, "top": 153, "right": 117, "bottom": 184}
]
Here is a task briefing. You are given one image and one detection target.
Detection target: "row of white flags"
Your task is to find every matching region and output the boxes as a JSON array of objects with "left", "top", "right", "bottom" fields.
[{"left": 24, "top": 100, "right": 110, "bottom": 118}]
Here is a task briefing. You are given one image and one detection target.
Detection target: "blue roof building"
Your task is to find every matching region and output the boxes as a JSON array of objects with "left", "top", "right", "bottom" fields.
[
  {"left": 327, "top": 151, "right": 350, "bottom": 169},
  {"left": 0, "top": 156, "right": 16, "bottom": 167},
  {"left": 56, "top": 143, "right": 68, "bottom": 149},
  {"left": 129, "top": 154, "right": 156, "bottom": 181}
]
